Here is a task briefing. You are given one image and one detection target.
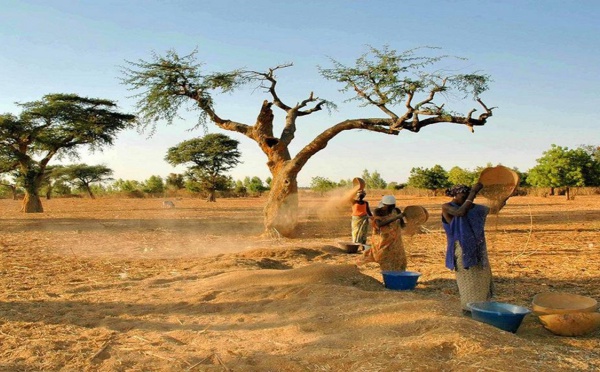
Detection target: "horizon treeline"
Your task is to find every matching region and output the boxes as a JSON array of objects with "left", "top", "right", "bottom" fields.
[{"left": 1, "top": 144, "right": 599, "bottom": 200}]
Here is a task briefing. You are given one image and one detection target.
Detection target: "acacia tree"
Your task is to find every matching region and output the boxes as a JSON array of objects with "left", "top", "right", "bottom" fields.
[
  {"left": 40, "top": 165, "right": 68, "bottom": 199},
  {"left": 0, "top": 174, "right": 20, "bottom": 200},
  {"left": 60, "top": 164, "right": 114, "bottom": 199},
  {"left": 122, "top": 46, "right": 494, "bottom": 236},
  {"left": 165, "top": 133, "right": 241, "bottom": 202},
  {"left": 0, "top": 94, "right": 135, "bottom": 212}
]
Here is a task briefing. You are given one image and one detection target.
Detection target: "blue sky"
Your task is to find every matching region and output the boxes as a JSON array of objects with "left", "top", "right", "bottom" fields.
[{"left": 1, "top": 0, "right": 599, "bottom": 187}]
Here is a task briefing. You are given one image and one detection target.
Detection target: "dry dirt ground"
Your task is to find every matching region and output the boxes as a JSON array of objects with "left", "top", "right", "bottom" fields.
[{"left": 1, "top": 194, "right": 599, "bottom": 371}]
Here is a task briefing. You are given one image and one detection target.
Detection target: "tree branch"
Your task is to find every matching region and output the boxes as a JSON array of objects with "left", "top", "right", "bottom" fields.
[
  {"left": 182, "top": 88, "right": 254, "bottom": 137},
  {"left": 476, "top": 98, "right": 495, "bottom": 120},
  {"left": 297, "top": 101, "right": 326, "bottom": 116},
  {"left": 290, "top": 118, "right": 398, "bottom": 173},
  {"left": 414, "top": 79, "right": 446, "bottom": 110},
  {"left": 247, "top": 64, "right": 293, "bottom": 112},
  {"left": 351, "top": 82, "right": 399, "bottom": 120}
]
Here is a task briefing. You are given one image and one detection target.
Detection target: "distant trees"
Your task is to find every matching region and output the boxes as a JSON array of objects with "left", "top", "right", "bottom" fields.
[
  {"left": 527, "top": 144, "right": 600, "bottom": 199},
  {"left": 165, "top": 173, "right": 185, "bottom": 191},
  {"left": 407, "top": 165, "right": 450, "bottom": 195},
  {"left": 165, "top": 133, "right": 241, "bottom": 202},
  {"left": 310, "top": 176, "right": 339, "bottom": 194},
  {"left": 0, "top": 176, "right": 20, "bottom": 200},
  {"left": 0, "top": 94, "right": 135, "bottom": 212},
  {"left": 142, "top": 175, "right": 165, "bottom": 195},
  {"left": 447, "top": 166, "right": 477, "bottom": 186},
  {"left": 362, "top": 170, "right": 387, "bottom": 189},
  {"left": 59, "top": 164, "right": 113, "bottom": 199},
  {"left": 244, "top": 176, "right": 268, "bottom": 196},
  {"left": 111, "top": 179, "right": 144, "bottom": 197},
  {"left": 584, "top": 145, "right": 600, "bottom": 163}
]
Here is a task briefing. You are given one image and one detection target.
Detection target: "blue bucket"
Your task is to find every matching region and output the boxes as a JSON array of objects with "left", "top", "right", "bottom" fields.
[
  {"left": 381, "top": 271, "right": 421, "bottom": 290},
  {"left": 467, "top": 301, "right": 531, "bottom": 333}
]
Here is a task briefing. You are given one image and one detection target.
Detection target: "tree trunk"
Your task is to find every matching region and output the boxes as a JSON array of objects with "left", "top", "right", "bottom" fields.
[
  {"left": 22, "top": 189, "right": 44, "bottom": 212},
  {"left": 206, "top": 190, "right": 216, "bottom": 202},
  {"left": 550, "top": 187, "right": 555, "bottom": 196},
  {"left": 565, "top": 186, "right": 570, "bottom": 200},
  {"left": 85, "top": 185, "right": 95, "bottom": 199},
  {"left": 263, "top": 169, "right": 299, "bottom": 237},
  {"left": 21, "top": 172, "right": 44, "bottom": 213}
]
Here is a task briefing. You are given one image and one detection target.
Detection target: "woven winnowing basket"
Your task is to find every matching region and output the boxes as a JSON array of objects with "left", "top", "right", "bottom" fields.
[
  {"left": 478, "top": 165, "right": 519, "bottom": 213},
  {"left": 402, "top": 205, "right": 429, "bottom": 236}
]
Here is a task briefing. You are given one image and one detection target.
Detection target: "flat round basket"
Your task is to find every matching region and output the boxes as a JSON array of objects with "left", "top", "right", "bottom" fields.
[
  {"left": 352, "top": 177, "right": 365, "bottom": 191},
  {"left": 402, "top": 205, "right": 429, "bottom": 236},
  {"left": 478, "top": 165, "right": 519, "bottom": 212}
]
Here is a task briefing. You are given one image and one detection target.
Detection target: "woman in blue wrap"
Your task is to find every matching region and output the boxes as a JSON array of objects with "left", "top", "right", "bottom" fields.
[{"left": 442, "top": 183, "right": 499, "bottom": 313}]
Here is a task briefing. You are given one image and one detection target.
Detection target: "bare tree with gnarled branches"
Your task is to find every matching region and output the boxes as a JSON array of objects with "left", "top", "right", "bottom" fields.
[{"left": 121, "top": 46, "right": 495, "bottom": 237}]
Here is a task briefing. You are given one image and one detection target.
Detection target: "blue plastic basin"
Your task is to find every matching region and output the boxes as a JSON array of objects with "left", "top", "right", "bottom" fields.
[
  {"left": 467, "top": 301, "right": 531, "bottom": 333},
  {"left": 381, "top": 271, "right": 421, "bottom": 290}
]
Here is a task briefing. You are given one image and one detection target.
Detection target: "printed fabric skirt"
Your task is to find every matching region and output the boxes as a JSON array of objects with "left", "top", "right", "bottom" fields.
[
  {"left": 363, "top": 226, "right": 407, "bottom": 272},
  {"left": 351, "top": 215, "right": 370, "bottom": 245},
  {"left": 454, "top": 242, "right": 493, "bottom": 311}
]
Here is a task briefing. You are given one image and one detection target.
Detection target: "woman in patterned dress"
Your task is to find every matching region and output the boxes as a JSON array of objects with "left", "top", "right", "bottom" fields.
[{"left": 359, "top": 195, "right": 407, "bottom": 271}]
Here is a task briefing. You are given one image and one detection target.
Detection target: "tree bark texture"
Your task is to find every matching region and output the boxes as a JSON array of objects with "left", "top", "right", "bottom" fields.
[
  {"left": 263, "top": 167, "right": 299, "bottom": 237},
  {"left": 21, "top": 171, "right": 44, "bottom": 213},
  {"left": 22, "top": 190, "right": 44, "bottom": 213}
]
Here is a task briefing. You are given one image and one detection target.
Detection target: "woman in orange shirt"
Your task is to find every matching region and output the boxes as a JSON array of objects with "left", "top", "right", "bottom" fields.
[{"left": 351, "top": 190, "right": 372, "bottom": 246}]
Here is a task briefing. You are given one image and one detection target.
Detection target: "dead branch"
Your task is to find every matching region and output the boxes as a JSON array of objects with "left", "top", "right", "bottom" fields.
[{"left": 476, "top": 98, "right": 495, "bottom": 120}]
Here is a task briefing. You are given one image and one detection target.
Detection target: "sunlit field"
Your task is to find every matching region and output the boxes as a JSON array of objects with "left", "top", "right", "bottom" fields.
[{"left": 1, "top": 194, "right": 599, "bottom": 371}]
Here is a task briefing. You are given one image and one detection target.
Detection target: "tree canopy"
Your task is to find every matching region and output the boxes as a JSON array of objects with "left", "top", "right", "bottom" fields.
[
  {"left": 447, "top": 166, "right": 478, "bottom": 186},
  {"left": 527, "top": 144, "right": 600, "bottom": 198},
  {"left": 362, "top": 169, "right": 387, "bottom": 190},
  {"left": 407, "top": 165, "right": 451, "bottom": 193},
  {"left": 165, "top": 133, "right": 241, "bottom": 201},
  {"left": 142, "top": 175, "right": 165, "bottom": 195},
  {"left": 59, "top": 164, "right": 114, "bottom": 199},
  {"left": 244, "top": 176, "right": 268, "bottom": 196},
  {"left": 0, "top": 94, "right": 135, "bottom": 211}
]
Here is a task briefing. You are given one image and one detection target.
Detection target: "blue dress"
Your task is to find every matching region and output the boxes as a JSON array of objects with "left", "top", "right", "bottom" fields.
[
  {"left": 442, "top": 202, "right": 490, "bottom": 270},
  {"left": 442, "top": 202, "right": 493, "bottom": 311}
]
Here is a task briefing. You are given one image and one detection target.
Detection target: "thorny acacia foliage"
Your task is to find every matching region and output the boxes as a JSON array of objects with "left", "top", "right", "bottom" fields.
[{"left": 121, "top": 46, "right": 493, "bottom": 140}]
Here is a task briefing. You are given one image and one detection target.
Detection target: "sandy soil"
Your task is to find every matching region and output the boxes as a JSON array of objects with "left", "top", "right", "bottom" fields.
[{"left": 1, "top": 194, "right": 599, "bottom": 371}]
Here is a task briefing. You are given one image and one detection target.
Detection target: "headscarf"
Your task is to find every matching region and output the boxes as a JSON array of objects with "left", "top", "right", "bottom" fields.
[
  {"left": 445, "top": 184, "right": 471, "bottom": 197},
  {"left": 381, "top": 195, "right": 396, "bottom": 205}
]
